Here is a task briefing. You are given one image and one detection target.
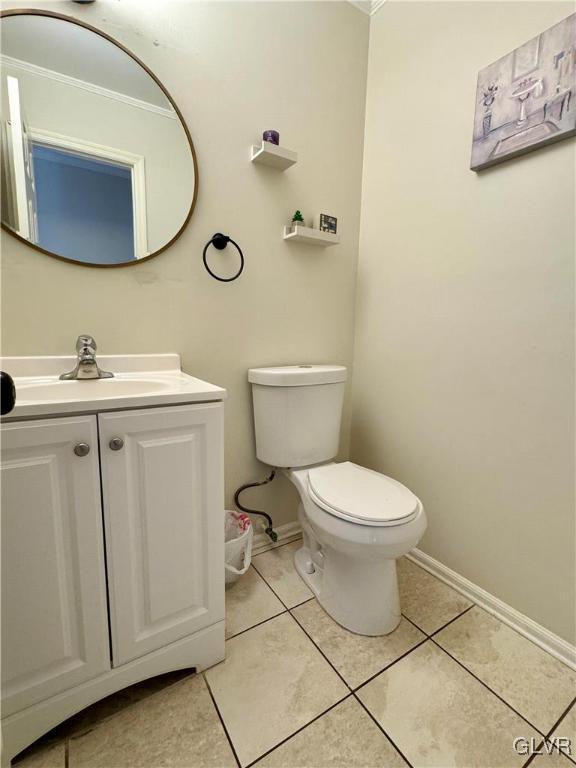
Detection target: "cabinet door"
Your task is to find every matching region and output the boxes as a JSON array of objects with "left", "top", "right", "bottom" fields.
[
  {"left": 99, "top": 403, "right": 224, "bottom": 666},
  {"left": 1, "top": 416, "right": 110, "bottom": 716}
]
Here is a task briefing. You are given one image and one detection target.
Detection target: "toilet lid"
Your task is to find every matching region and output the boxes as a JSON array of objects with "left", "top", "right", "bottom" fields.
[{"left": 307, "top": 462, "right": 419, "bottom": 525}]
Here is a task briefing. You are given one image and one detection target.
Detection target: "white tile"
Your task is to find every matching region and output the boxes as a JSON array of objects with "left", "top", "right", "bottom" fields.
[
  {"left": 398, "top": 557, "right": 472, "bottom": 634},
  {"left": 358, "top": 641, "right": 540, "bottom": 768},
  {"left": 550, "top": 703, "right": 576, "bottom": 760},
  {"left": 226, "top": 566, "right": 284, "bottom": 638},
  {"left": 68, "top": 675, "right": 236, "bottom": 767},
  {"left": 205, "top": 612, "right": 348, "bottom": 766},
  {"left": 292, "top": 599, "right": 425, "bottom": 688},
  {"left": 14, "top": 742, "right": 65, "bottom": 768},
  {"left": 256, "top": 697, "right": 408, "bottom": 767},
  {"left": 252, "top": 541, "right": 313, "bottom": 608},
  {"left": 435, "top": 607, "right": 576, "bottom": 732}
]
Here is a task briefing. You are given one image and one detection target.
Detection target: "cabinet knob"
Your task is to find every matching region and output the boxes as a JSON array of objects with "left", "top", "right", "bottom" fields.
[
  {"left": 74, "top": 442, "right": 90, "bottom": 457},
  {"left": 109, "top": 437, "right": 124, "bottom": 451}
]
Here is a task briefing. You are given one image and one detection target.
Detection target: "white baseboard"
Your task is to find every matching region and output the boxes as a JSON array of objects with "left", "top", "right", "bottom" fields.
[
  {"left": 252, "top": 521, "right": 302, "bottom": 555},
  {"left": 407, "top": 548, "right": 576, "bottom": 671}
]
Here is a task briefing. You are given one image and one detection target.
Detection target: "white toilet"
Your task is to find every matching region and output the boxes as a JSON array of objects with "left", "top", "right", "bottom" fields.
[{"left": 248, "top": 364, "right": 427, "bottom": 636}]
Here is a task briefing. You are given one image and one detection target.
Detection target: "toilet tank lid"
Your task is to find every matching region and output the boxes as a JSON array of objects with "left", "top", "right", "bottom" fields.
[{"left": 248, "top": 365, "right": 347, "bottom": 386}]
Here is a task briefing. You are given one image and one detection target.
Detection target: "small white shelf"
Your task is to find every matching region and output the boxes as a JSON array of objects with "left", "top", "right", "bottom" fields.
[
  {"left": 251, "top": 141, "right": 297, "bottom": 171},
  {"left": 283, "top": 225, "right": 339, "bottom": 247}
]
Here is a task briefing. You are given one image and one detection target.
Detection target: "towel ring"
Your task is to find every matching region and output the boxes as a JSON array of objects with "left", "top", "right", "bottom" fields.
[{"left": 202, "top": 233, "right": 244, "bottom": 282}]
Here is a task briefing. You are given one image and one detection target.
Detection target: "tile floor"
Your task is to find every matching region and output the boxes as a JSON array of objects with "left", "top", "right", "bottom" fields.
[{"left": 14, "top": 539, "right": 576, "bottom": 768}]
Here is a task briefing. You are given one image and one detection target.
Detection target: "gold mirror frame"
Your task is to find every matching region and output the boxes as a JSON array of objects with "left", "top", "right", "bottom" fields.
[{"left": 0, "top": 8, "right": 199, "bottom": 268}]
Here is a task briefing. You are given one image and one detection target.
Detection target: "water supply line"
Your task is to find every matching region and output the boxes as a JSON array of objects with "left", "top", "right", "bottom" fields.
[{"left": 234, "top": 469, "right": 278, "bottom": 542}]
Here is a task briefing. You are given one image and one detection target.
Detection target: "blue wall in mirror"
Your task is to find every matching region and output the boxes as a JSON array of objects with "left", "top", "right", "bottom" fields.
[{"left": 32, "top": 145, "right": 135, "bottom": 264}]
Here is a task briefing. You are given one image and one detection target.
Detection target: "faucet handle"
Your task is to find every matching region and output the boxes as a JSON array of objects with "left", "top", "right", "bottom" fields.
[{"left": 76, "top": 335, "right": 96, "bottom": 354}]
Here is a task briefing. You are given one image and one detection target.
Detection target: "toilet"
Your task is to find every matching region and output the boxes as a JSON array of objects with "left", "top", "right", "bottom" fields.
[{"left": 248, "top": 364, "right": 427, "bottom": 636}]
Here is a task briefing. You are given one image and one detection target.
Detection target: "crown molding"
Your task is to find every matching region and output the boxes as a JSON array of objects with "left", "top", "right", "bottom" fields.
[
  {"left": 0, "top": 54, "right": 176, "bottom": 120},
  {"left": 348, "top": 1, "right": 372, "bottom": 15},
  {"left": 348, "top": 0, "right": 387, "bottom": 16},
  {"left": 370, "top": 0, "right": 387, "bottom": 15}
]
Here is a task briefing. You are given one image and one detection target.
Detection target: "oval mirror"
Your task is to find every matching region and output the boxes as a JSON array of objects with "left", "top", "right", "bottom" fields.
[{"left": 0, "top": 10, "right": 197, "bottom": 266}]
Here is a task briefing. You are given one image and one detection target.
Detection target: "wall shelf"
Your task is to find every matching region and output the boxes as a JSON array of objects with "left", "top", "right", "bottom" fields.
[
  {"left": 251, "top": 141, "right": 297, "bottom": 171},
  {"left": 283, "top": 225, "right": 339, "bottom": 247}
]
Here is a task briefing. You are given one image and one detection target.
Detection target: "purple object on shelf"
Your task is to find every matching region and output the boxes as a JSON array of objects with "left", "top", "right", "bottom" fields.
[{"left": 263, "top": 130, "right": 280, "bottom": 145}]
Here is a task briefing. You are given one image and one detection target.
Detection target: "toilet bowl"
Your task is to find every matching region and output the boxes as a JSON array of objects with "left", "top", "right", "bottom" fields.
[
  {"left": 286, "top": 462, "right": 426, "bottom": 635},
  {"left": 248, "top": 364, "right": 427, "bottom": 636}
]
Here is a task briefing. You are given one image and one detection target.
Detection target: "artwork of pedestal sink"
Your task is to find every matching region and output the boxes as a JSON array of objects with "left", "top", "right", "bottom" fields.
[{"left": 471, "top": 12, "right": 575, "bottom": 170}]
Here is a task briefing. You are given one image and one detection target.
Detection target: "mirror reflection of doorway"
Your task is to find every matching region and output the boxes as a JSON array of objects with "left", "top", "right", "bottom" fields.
[{"left": 31, "top": 144, "right": 135, "bottom": 264}]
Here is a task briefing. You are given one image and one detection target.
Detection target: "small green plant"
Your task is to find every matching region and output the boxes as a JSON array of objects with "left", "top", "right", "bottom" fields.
[{"left": 292, "top": 210, "right": 304, "bottom": 224}]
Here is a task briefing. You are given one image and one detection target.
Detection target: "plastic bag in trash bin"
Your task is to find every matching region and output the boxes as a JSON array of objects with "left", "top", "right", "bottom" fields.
[{"left": 225, "top": 510, "right": 253, "bottom": 586}]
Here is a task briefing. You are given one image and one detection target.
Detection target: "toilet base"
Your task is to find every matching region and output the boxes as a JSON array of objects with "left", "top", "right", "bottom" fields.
[{"left": 294, "top": 536, "right": 401, "bottom": 637}]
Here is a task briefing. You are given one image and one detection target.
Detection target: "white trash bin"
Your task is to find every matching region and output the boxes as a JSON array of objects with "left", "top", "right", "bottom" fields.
[{"left": 225, "top": 510, "right": 253, "bottom": 587}]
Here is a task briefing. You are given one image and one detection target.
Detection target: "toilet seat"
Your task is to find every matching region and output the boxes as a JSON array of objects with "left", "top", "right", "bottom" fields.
[{"left": 307, "top": 461, "right": 419, "bottom": 527}]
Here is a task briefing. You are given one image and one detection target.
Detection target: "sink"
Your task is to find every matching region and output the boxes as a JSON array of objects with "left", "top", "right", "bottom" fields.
[
  {"left": 18, "top": 378, "right": 171, "bottom": 402},
  {"left": 0, "top": 353, "right": 227, "bottom": 418}
]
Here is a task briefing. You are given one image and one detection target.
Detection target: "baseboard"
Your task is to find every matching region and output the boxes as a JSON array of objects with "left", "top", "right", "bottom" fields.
[
  {"left": 252, "top": 521, "right": 302, "bottom": 555},
  {"left": 407, "top": 549, "right": 576, "bottom": 671}
]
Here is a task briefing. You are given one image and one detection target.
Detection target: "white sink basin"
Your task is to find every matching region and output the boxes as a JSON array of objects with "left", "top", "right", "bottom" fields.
[
  {"left": 0, "top": 354, "right": 226, "bottom": 418},
  {"left": 18, "top": 378, "right": 172, "bottom": 402}
]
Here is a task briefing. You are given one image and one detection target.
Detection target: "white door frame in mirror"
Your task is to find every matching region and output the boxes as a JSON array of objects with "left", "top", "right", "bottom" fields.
[
  {"left": 28, "top": 127, "right": 148, "bottom": 259},
  {"left": 6, "top": 75, "right": 33, "bottom": 241}
]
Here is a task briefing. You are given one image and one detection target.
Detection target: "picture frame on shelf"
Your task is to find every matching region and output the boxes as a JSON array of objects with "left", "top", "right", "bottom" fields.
[{"left": 319, "top": 214, "right": 337, "bottom": 234}]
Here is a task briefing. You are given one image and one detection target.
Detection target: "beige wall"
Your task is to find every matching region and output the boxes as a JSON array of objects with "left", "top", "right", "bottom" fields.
[
  {"left": 0, "top": 0, "right": 369, "bottom": 528},
  {"left": 352, "top": 1, "right": 575, "bottom": 642}
]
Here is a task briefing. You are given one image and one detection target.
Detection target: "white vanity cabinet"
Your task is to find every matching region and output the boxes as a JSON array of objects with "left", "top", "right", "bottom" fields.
[
  {"left": 1, "top": 416, "right": 110, "bottom": 717},
  {"left": 99, "top": 404, "right": 224, "bottom": 666},
  {"left": 0, "top": 357, "right": 226, "bottom": 766}
]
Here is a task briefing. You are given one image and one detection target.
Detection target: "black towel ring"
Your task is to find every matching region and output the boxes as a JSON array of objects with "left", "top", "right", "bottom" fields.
[{"left": 202, "top": 233, "right": 244, "bottom": 282}]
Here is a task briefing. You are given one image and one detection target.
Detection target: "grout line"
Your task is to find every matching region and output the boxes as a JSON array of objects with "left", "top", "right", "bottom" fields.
[
  {"left": 290, "top": 595, "right": 316, "bottom": 609},
  {"left": 540, "top": 742, "right": 576, "bottom": 768},
  {"left": 352, "top": 637, "right": 430, "bottom": 693},
  {"left": 241, "top": 589, "right": 422, "bottom": 768},
  {"left": 429, "top": 603, "right": 476, "bottom": 638},
  {"left": 202, "top": 673, "right": 242, "bottom": 768},
  {"left": 353, "top": 693, "right": 414, "bottom": 768},
  {"left": 252, "top": 535, "right": 302, "bottom": 558},
  {"left": 250, "top": 562, "right": 287, "bottom": 607},
  {"left": 543, "top": 697, "right": 576, "bottom": 766},
  {"left": 400, "top": 612, "right": 429, "bottom": 635},
  {"left": 246, "top": 609, "right": 417, "bottom": 768},
  {"left": 430, "top": 639, "right": 547, "bottom": 737},
  {"left": 521, "top": 738, "right": 546, "bottom": 768},
  {"left": 242, "top": 694, "right": 355, "bottom": 768},
  {"left": 288, "top": 598, "right": 429, "bottom": 694},
  {"left": 225, "top": 609, "right": 288, "bottom": 641},
  {"left": 400, "top": 602, "right": 476, "bottom": 640},
  {"left": 545, "top": 696, "right": 576, "bottom": 738},
  {"left": 286, "top": 611, "right": 352, "bottom": 691},
  {"left": 250, "top": 562, "right": 292, "bottom": 611}
]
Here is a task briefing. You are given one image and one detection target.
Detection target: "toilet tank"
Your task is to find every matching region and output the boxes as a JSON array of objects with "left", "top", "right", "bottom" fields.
[{"left": 248, "top": 365, "right": 347, "bottom": 468}]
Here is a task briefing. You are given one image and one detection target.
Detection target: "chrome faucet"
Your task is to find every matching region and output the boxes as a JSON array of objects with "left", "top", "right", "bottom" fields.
[{"left": 59, "top": 335, "right": 114, "bottom": 380}]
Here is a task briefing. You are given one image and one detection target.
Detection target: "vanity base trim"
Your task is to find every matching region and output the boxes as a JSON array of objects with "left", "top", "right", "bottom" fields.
[{"left": 1, "top": 621, "right": 225, "bottom": 766}]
